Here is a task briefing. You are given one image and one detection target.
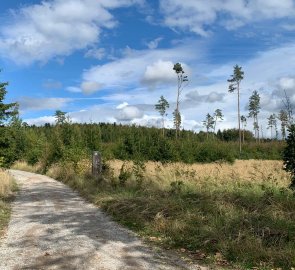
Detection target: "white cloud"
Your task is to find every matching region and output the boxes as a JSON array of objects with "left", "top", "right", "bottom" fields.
[
  {"left": 159, "top": 0, "right": 295, "bottom": 36},
  {"left": 146, "top": 37, "right": 163, "bottom": 49},
  {"left": 278, "top": 77, "right": 295, "bottom": 90},
  {"left": 116, "top": 102, "right": 129, "bottom": 109},
  {"left": 142, "top": 60, "right": 175, "bottom": 86},
  {"left": 24, "top": 116, "right": 56, "bottom": 126},
  {"left": 84, "top": 48, "right": 106, "bottom": 60},
  {"left": 80, "top": 81, "right": 102, "bottom": 94},
  {"left": 19, "top": 97, "right": 71, "bottom": 111},
  {"left": 0, "top": 0, "right": 142, "bottom": 64},
  {"left": 116, "top": 106, "right": 144, "bottom": 121},
  {"left": 80, "top": 43, "right": 198, "bottom": 91}
]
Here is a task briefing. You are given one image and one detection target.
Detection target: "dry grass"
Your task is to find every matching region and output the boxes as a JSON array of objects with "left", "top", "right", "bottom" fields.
[
  {"left": 0, "top": 169, "right": 14, "bottom": 197},
  {"left": 108, "top": 159, "right": 291, "bottom": 187},
  {"left": 9, "top": 159, "right": 295, "bottom": 269},
  {"left": 11, "top": 161, "right": 42, "bottom": 173},
  {"left": 0, "top": 169, "right": 15, "bottom": 237}
]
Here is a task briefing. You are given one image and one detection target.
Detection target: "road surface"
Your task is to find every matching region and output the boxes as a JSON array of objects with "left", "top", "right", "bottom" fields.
[{"left": 0, "top": 170, "right": 207, "bottom": 270}]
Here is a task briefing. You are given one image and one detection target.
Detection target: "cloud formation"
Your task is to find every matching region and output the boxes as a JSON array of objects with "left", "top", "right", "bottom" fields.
[
  {"left": 19, "top": 97, "right": 71, "bottom": 111},
  {"left": 159, "top": 0, "right": 295, "bottom": 36},
  {"left": 0, "top": 0, "right": 142, "bottom": 64}
]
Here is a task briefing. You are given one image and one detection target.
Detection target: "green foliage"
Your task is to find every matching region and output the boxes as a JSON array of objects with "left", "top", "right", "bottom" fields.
[
  {"left": 283, "top": 124, "right": 295, "bottom": 189},
  {"left": 132, "top": 159, "right": 146, "bottom": 186},
  {"left": 118, "top": 162, "right": 132, "bottom": 186},
  {"left": 0, "top": 70, "right": 18, "bottom": 125},
  {"left": 227, "top": 65, "right": 244, "bottom": 93}
]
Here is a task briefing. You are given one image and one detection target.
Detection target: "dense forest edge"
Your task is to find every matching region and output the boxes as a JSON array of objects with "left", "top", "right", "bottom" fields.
[{"left": 0, "top": 121, "right": 286, "bottom": 169}]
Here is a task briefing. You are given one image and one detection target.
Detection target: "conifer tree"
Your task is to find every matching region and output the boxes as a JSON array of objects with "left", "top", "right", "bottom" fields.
[
  {"left": 283, "top": 124, "right": 295, "bottom": 189},
  {"left": 241, "top": 115, "right": 247, "bottom": 143},
  {"left": 173, "top": 63, "right": 188, "bottom": 139},
  {"left": 228, "top": 65, "right": 244, "bottom": 153},
  {"left": 203, "top": 113, "right": 214, "bottom": 139},
  {"left": 155, "top": 96, "right": 169, "bottom": 136},
  {"left": 278, "top": 109, "right": 288, "bottom": 139},
  {"left": 248, "top": 90, "right": 260, "bottom": 142}
]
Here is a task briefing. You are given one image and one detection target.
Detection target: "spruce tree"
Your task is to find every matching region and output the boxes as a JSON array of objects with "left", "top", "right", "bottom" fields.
[{"left": 283, "top": 124, "right": 295, "bottom": 189}]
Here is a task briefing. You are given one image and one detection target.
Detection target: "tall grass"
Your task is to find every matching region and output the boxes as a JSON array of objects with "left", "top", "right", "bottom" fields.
[
  {"left": 12, "top": 160, "right": 295, "bottom": 269},
  {"left": 0, "top": 169, "right": 14, "bottom": 197},
  {"left": 0, "top": 169, "right": 15, "bottom": 236}
]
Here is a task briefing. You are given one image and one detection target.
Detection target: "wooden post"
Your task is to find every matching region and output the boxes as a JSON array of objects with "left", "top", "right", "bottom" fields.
[{"left": 92, "top": 151, "right": 102, "bottom": 180}]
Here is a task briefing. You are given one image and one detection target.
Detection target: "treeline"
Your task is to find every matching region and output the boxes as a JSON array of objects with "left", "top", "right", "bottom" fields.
[{"left": 0, "top": 120, "right": 285, "bottom": 168}]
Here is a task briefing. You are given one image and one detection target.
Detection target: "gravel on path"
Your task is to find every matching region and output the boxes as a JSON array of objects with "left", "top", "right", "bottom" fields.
[{"left": 0, "top": 170, "right": 208, "bottom": 270}]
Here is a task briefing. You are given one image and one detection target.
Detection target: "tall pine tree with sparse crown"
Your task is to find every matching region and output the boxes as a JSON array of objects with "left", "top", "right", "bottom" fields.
[{"left": 228, "top": 65, "right": 244, "bottom": 153}]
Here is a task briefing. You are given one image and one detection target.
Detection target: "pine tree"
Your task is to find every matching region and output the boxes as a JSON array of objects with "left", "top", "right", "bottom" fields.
[
  {"left": 155, "top": 96, "right": 169, "bottom": 136},
  {"left": 203, "top": 113, "right": 214, "bottom": 139},
  {"left": 278, "top": 110, "right": 288, "bottom": 139},
  {"left": 213, "top": 109, "right": 223, "bottom": 133},
  {"left": 241, "top": 115, "right": 247, "bottom": 143},
  {"left": 248, "top": 90, "right": 260, "bottom": 142},
  {"left": 228, "top": 65, "right": 244, "bottom": 153},
  {"left": 173, "top": 63, "right": 188, "bottom": 139},
  {"left": 267, "top": 113, "right": 277, "bottom": 139}
]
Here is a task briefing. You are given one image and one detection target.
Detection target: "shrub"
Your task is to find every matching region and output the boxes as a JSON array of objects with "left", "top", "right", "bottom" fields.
[{"left": 283, "top": 124, "right": 295, "bottom": 189}]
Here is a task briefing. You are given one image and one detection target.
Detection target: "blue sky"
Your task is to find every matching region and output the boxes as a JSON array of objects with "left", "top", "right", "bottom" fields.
[{"left": 1, "top": 0, "right": 295, "bottom": 136}]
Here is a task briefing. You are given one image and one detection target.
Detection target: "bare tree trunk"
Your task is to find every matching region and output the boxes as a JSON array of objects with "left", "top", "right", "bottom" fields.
[{"left": 238, "top": 83, "right": 241, "bottom": 153}]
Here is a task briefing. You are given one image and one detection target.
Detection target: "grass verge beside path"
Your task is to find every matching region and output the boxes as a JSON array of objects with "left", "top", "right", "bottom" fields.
[
  {"left": 12, "top": 160, "right": 295, "bottom": 270},
  {"left": 0, "top": 169, "right": 16, "bottom": 237}
]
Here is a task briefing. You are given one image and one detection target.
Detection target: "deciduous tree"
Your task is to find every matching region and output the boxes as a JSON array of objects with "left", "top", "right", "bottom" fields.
[{"left": 0, "top": 70, "right": 18, "bottom": 125}]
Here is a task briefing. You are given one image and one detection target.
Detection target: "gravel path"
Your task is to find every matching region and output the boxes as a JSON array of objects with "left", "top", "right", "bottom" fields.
[{"left": 0, "top": 170, "right": 207, "bottom": 270}]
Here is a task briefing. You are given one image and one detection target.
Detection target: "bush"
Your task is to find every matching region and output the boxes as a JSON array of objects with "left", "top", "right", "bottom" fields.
[{"left": 283, "top": 124, "right": 295, "bottom": 189}]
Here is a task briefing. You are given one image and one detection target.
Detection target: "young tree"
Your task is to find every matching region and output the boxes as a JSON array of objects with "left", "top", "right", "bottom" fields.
[
  {"left": 155, "top": 96, "right": 169, "bottom": 136},
  {"left": 173, "top": 109, "right": 181, "bottom": 136},
  {"left": 213, "top": 109, "right": 223, "bottom": 133},
  {"left": 203, "top": 113, "right": 214, "bottom": 139},
  {"left": 0, "top": 70, "right": 18, "bottom": 125},
  {"left": 278, "top": 109, "right": 288, "bottom": 139},
  {"left": 283, "top": 124, "right": 295, "bottom": 189},
  {"left": 173, "top": 63, "right": 188, "bottom": 139},
  {"left": 267, "top": 113, "right": 277, "bottom": 139},
  {"left": 228, "top": 65, "right": 244, "bottom": 153},
  {"left": 241, "top": 115, "right": 247, "bottom": 143},
  {"left": 248, "top": 90, "right": 260, "bottom": 142}
]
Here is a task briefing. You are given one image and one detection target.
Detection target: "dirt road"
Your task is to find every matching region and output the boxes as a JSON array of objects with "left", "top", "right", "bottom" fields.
[{"left": 0, "top": 170, "right": 207, "bottom": 270}]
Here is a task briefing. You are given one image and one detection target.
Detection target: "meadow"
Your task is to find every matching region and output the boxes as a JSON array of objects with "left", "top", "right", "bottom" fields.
[{"left": 13, "top": 159, "right": 295, "bottom": 269}]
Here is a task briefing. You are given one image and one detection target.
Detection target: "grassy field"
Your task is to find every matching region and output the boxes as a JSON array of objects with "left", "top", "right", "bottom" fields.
[
  {"left": 13, "top": 159, "right": 295, "bottom": 269},
  {"left": 0, "top": 169, "right": 15, "bottom": 237}
]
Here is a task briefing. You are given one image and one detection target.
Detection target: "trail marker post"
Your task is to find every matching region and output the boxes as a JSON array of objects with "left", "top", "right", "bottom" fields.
[{"left": 92, "top": 151, "right": 102, "bottom": 180}]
